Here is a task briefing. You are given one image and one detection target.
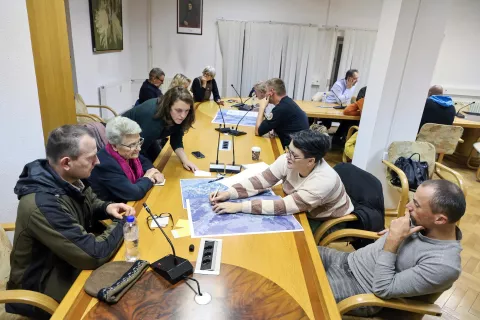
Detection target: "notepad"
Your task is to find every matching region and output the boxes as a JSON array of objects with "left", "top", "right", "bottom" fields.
[
  {"left": 154, "top": 179, "right": 166, "bottom": 186},
  {"left": 149, "top": 216, "right": 169, "bottom": 228},
  {"left": 171, "top": 227, "right": 191, "bottom": 238},
  {"left": 194, "top": 170, "right": 212, "bottom": 177},
  {"left": 175, "top": 219, "right": 190, "bottom": 229}
]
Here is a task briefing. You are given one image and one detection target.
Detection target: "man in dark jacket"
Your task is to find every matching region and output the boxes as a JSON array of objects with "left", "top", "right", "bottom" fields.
[
  {"left": 419, "top": 85, "right": 456, "bottom": 131},
  {"left": 6, "top": 125, "right": 135, "bottom": 319},
  {"left": 138, "top": 67, "right": 165, "bottom": 104}
]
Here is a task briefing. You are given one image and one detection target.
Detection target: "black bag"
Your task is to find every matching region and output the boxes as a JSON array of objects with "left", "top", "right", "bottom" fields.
[{"left": 390, "top": 153, "right": 429, "bottom": 191}]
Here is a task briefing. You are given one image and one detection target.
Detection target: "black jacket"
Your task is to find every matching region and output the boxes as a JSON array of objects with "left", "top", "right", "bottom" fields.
[
  {"left": 333, "top": 163, "right": 385, "bottom": 249},
  {"left": 7, "top": 160, "right": 124, "bottom": 319},
  {"left": 191, "top": 77, "right": 221, "bottom": 102},
  {"left": 138, "top": 79, "right": 162, "bottom": 104},
  {"left": 89, "top": 148, "right": 154, "bottom": 203},
  {"left": 419, "top": 98, "right": 456, "bottom": 131}
]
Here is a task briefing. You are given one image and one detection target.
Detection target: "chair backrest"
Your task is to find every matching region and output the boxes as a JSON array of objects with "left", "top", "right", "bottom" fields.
[
  {"left": 417, "top": 123, "right": 464, "bottom": 155},
  {"left": 75, "top": 93, "right": 95, "bottom": 124},
  {"left": 0, "top": 226, "right": 12, "bottom": 291},
  {"left": 81, "top": 122, "right": 108, "bottom": 150},
  {"left": 387, "top": 141, "right": 436, "bottom": 178}
]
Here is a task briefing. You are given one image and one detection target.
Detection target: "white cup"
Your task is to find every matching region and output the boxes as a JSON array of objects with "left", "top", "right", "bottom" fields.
[{"left": 251, "top": 146, "right": 261, "bottom": 161}]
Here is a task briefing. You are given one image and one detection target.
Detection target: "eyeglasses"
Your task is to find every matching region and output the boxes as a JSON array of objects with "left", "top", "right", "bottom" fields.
[
  {"left": 120, "top": 137, "right": 144, "bottom": 150},
  {"left": 285, "top": 146, "right": 304, "bottom": 161},
  {"left": 146, "top": 212, "right": 173, "bottom": 231}
]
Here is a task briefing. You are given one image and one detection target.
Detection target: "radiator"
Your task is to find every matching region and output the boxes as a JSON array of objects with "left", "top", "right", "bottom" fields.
[{"left": 99, "top": 80, "right": 134, "bottom": 118}]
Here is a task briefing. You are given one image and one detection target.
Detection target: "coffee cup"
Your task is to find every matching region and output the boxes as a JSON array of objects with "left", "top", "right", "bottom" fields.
[{"left": 251, "top": 146, "right": 261, "bottom": 161}]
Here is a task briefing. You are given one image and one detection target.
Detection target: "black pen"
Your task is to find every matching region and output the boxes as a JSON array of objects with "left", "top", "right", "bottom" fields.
[{"left": 208, "top": 176, "right": 224, "bottom": 183}]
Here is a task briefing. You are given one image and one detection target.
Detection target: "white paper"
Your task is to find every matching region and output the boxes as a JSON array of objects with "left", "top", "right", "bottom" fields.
[
  {"left": 194, "top": 170, "right": 212, "bottom": 177},
  {"left": 154, "top": 179, "right": 166, "bottom": 186},
  {"left": 226, "top": 110, "right": 258, "bottom": 118},
  {"left": 221, "top": 163, "right": 282, "bottom": 187},
  {"left": 149, "top": 216, "right": 169, "bottom": 228}
]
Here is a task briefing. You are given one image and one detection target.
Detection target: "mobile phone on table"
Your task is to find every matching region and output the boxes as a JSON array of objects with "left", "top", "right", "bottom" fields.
[{"left": 192, "top": 151, "right": 205, "bottom": 159}]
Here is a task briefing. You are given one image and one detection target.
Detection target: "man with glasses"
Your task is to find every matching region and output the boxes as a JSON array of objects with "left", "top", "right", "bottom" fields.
[
  {"left": 138, "top": 67, "right": 165, "bottom": 104},
  {"left": 89, "top": 116, "right": 163, "bottom": 203},
  {"left": 7, "top": 125, "right": 135, "bottom": 319}
]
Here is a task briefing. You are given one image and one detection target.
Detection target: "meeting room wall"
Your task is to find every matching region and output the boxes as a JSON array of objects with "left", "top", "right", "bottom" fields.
[
  {"left": 67, "top": 0, "right": 133, "bottom": 110},
  {"left": 128, "top": 0, "right": 383, "bottom": 95},
  {"left": 0, "top": 2, "right": 46, "bottom": 230},
  {"left": 432, "top": 0, "right": 480, "bottom": 101}
]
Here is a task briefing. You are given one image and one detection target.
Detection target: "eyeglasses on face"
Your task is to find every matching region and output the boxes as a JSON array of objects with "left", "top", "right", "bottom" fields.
[
  {"left": 285, "top": 146, "right": 305, "bottom": 161},
  {"left": 120, "top": 137, "right": 144, "bottom": 150}
]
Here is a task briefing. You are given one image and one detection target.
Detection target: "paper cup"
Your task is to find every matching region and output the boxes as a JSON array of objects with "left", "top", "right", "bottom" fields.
[{"left": 251, "top": 146, "right": 261, "bottom": 161}]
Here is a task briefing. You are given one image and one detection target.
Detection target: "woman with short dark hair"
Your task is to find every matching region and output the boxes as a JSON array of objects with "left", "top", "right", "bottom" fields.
[
  {"left": 210, "top": 130, "right": 353, "bottom": 221},
  {"left": 123, "top": 86, "right": 198, "bottom": 171}
]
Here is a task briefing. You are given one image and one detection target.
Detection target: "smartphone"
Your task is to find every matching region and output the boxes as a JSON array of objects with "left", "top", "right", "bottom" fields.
[{"left": 192, "top": 151, "right": 205, "bottom": 159}]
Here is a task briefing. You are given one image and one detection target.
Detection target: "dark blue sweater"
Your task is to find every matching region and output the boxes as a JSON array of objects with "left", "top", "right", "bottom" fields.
[
  {"left": 89, "top": 148, "right": 154, "bottom": 203},
  {"left": 138, "top": 79, "right": 162, "bottom": 104}
]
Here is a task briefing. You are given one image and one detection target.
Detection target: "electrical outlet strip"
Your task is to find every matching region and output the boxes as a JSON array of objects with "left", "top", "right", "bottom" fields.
[{"left": 194, "top": 238, "right": 222, "bottom": 275}]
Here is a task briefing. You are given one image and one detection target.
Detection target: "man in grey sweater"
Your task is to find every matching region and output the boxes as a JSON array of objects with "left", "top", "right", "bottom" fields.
[{"left": 319, "top": 180, "right": 464, "bottom": 316}]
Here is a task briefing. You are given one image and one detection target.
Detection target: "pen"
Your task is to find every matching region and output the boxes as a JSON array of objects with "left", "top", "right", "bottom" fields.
[
  {"left": 212, "top": 186, "right": 220, "bottom": 200},
  {"left": 208, "top": 176, "right": 224, "bottom": 183}
]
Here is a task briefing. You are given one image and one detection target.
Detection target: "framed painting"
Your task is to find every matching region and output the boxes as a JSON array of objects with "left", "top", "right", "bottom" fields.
[
  {"left": 88, "top": 0, "right": 123, "bottom": 52},
  {"left": 177, "top": 0, "right": 203, "bottom": 35}
]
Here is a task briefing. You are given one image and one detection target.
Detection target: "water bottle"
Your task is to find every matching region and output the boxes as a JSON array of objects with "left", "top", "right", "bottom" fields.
[
  {"left": 322, "top": 92, "right": 327, "bottom": 102},
  {"left": 123, "top": 216, "right": 139, "bottom": 262}
]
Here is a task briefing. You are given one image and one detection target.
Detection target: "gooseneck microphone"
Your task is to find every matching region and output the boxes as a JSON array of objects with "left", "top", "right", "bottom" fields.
[
  {"left": 456, "top": 101, "right": 475, "bottom": 119},
  {"left": 230, "top": 84, "right": 245, "bottom": 109},
  {"left": 214, "top": 100, "right": 231, "bottom": 134},
  {"left": 209, "top": 125, "right": 225, "bottom": 173},
  {"left": 330, "top": 89, "right": 345, "bottom": 109},
  {"left": 229, "top": 104, "right": 254, "bottom": 136},
  {"left": 143, "top": 203, "right": 193, "bottom": 284}
]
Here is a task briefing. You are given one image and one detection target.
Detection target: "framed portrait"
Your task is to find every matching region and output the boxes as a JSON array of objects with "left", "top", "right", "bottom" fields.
[
  {"left": 177, "top": 0, "right": 203, "bottom": 35},
  {"left": 88, "top": 0, "right": 123, "bottom": 52}
]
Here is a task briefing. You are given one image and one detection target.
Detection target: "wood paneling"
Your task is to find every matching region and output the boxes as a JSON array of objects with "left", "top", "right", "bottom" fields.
[{"left": 26, "top": 0, "right": 76, "bottom": 143}]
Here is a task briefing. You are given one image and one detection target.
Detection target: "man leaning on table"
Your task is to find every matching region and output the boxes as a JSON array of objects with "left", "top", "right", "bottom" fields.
[
  {"left": 254, "top": 78, "right": 309, "bottom": 148},
  {"left": 319, "top": 180, "right": 464, "bottom": 317},
  {"left": 6, "top": 125, "right": 135, "bottom": 320}
]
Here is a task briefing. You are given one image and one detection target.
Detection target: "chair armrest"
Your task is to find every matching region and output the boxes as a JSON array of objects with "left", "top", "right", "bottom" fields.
[
  {"left": 382, "top": 160, "right": 409, "bottom": 217},
  {"left": 314, "top": 214, "right": 358, "bottom": 244},
  {"left": 0, "top": 222, "right": 15, "bottom": 231},
  {"left": 76, "top": 113, "right": 103, "bottom": 122},
  {"left": 337, "top": 293, "right": 442, "bottom": 316},
  {"left": 86, "top": 105, "right": 118, "bottom": 116},
  {"left": 434, "top": 162, "right": 467, "bottom": 198},
  {"left": 319, "top": 229, "right": 380, "bottom": 246},
  {"left": 459, "top": 138, "right": 464, "bottom": 143},
  {"left": 0, "top": 290, "right": 59, "bottom": 315},
  {"left": 346, "top": 126, "right": 359, "bottom": 141}
]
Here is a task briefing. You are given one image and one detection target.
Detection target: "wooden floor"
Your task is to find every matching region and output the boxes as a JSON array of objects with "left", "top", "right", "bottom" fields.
[{"left": 324, "top": 150, "right": 480, "bottom": 320}]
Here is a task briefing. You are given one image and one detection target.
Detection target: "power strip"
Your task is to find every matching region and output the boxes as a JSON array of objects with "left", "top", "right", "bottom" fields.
[{"left": 194, "top": 238, "right": 222, "bottom": 275}]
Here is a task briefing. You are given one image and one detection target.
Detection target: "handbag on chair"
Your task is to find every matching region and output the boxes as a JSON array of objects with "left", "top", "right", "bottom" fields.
[{"left": 390, "top": 153, "right": 429, "bottom": 191}]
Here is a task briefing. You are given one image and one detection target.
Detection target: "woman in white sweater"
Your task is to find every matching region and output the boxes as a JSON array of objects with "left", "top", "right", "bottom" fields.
[{"left": 210, "top": 130, "right": 353, "bottom": 222}]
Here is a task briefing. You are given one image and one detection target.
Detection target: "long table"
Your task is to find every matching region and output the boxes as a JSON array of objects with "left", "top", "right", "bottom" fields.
[{"left": 52, "top": 100, "right": 340, "bottom": 319}]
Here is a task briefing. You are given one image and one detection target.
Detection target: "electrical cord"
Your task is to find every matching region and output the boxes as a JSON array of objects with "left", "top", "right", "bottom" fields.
[{"left": 183, "top": 276, "right": 202, "bottom": 296}]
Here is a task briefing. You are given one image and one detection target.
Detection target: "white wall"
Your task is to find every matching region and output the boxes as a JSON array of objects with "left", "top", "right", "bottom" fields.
[
  {"left": 0, "top": 2, "right": 45, "bottom": 225},
  {"left": 128, "top": 0, "right": 383, "bottom": 94},
  {"left": 432, "top": 0, "right": 480, "bottom": 99},
  {"left": 68, "top": 0, "right": 132, "bottom": 108}
]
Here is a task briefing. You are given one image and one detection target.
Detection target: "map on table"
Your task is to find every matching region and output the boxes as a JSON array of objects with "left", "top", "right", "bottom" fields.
[
  {"left": 186, "top": 195, "right": 304, "bottom": 238},
  {"left": 212, "top": 109, "right": 259, "bottom": 127}
]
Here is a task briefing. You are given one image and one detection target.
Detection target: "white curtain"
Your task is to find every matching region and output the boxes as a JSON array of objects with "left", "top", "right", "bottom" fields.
[
  {"left": 311, "top": 28, "right": 336, "bottom": 94},
  {"left": 217, "top": 20, "right": 246, "bottom": 97},
  {"left": 337, "top": 29, "right": 377, "bottom": 95},
  {"left": 281, "top": 25, "right": 318, "bottom": 100},
  {"left": 240, "top": 22, "right": 284, "bottom": 96}
]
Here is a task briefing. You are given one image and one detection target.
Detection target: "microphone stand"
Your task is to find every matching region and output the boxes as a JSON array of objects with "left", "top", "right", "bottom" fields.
[
  {"left": 456, "top": 101, "right": 475, "bottom": 118},
  {"left": 225, "top": 132, "right": 242, "bottom": 174},
  {"left": 229, "top": 105, "right": 254, "bottom": 136},
  {"left": 330, "top": 89, "right": 344, "bottom": 109},
  {"left": 209, "top": 124, "right": 225, "bottom": 173},
  {"left": 143, "top": 203, "right": 193, "bottom": 284},
  {"left": 230, "top": 84, "right": 245, "bottom": 109},
  {"left": 214, "top": 101, "right": 231, "bottom": 134}
]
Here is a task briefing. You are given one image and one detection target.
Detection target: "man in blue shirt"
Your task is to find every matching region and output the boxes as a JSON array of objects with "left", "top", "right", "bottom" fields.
[{"left": 325, "top": 69, "right": 360, "bottom": 105}]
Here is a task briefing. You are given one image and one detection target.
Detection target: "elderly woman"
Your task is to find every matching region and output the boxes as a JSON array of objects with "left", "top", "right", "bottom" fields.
[
  {"left": 210, "top": 130, "right": 353, "bottom": 231},
  {"left": 123, "top": 86, "right": 198, "bottom": 171},
  {"left": 169, "top": 73, "right": 191, "bottom": 90},
  {"left": 191, "top": 66, "right": 223, "bottom": 105},
  {"left": 89, "top": 116, "right": 163, "bottom": 203}
]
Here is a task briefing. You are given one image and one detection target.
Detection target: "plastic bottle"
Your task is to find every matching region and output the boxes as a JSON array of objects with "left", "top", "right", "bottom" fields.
[
  {"left": 123, "top": 216, "right": 139, "bottom": 262},
  {"left": 322, "top": 92, "right": 327, "bottom": 102}
]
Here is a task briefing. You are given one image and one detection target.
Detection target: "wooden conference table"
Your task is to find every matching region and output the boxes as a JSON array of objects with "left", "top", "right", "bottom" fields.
[{"left": 52, "top": 100, "right": 340, "bottom": 319}]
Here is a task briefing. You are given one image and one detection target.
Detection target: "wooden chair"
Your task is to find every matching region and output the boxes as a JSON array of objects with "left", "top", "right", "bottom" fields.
[
  {"left": 383, "top": 141, "right": 466, "bottom": 218},
  {"left": 467, "top": 140, "right": 480, "bottom": 181},
  {"left": 75, "top": 93, "right": 118, "bottom": 124},
  {"left": 0, "top": 223, "right": 59, "bottom": 318},
  {"left": 321, "top": 229, "right": 444, "bottom": 319},
  {"left": 343, "top": 125, "right": 359, "bottom": 162},
  {"left": 416, "top": 123, "right": 464, "bottom": 163}
]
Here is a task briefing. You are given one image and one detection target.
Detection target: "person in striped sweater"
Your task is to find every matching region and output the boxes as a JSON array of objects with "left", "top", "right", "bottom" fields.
[{"left": 210, "top": 130, "right": 353, "bottom": 226}]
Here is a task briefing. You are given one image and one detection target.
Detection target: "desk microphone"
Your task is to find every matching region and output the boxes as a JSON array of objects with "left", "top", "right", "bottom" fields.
[
  {"left": 210, "top": 125, "right": 225, "bottom": 173},
  {"left": 230, "top": 84, "right": 246, "bottom": 109},
  {"left": 226, "top": 133, "right": 242, "bottom": 174},
  {"left": 214, "top": 100, "right": 231, "bottom": 134},
  {"left": 330, "top": 90, "right": 345, "bottom": 109},
  {"left": 455, "top": 101, "right": 475, "bottom": 118},
  {"left": 230, "top": 104, "right": 254, "bottom": 136},
  {"left": 143, "top": 203, "right": 193, "bottom": 284}
]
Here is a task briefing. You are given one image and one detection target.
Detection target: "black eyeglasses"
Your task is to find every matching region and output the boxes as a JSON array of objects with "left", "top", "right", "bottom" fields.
[
  {"left": 120, "top": 137, "right": 144, "bottom": 150},
  {"left": 146, "top": 212, "right": 173, "bottom": 230},
  {"left": 284, "top": 146, "right": 305, "bottom": 161}
]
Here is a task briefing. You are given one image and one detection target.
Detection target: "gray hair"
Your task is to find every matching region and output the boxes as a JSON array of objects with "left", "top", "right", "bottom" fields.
[
  {"left": 106, "top": 116, "right": 142, "bottom": 145},
  {"left": 265, "top": 78, "right": 286, "bottom": 96},
  {"left": 46, "top": 125, "right": 94, "bottom": 163},
  {"left": 202, "top": 66, "right": 216, "bottom": 78},
  {"left": 149, "top": 67, "right": 165, "bottom": 81},
  {"left": 253, "top": 81, "right": 267, "bottom": 94}
]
